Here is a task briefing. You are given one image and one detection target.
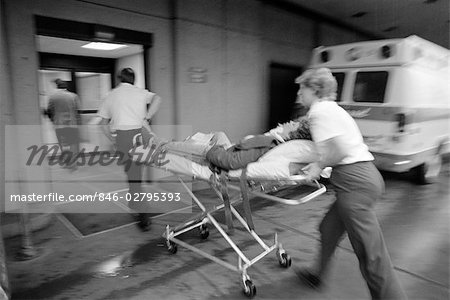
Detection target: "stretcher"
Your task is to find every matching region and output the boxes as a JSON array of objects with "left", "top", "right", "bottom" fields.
[{"left": 131, "top": 135, "right": 327, "bottom": 298}]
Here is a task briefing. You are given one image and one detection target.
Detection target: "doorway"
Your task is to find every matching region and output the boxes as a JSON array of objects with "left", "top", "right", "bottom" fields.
[
  {"left": 35, "top": 16, "right": 152, "bottom": 152},
  {"left": 268, "top": 63, "right": 304, "bottom": 130},
  {"left": 32, "top": 16, "right": 170, "bottom": 232}
]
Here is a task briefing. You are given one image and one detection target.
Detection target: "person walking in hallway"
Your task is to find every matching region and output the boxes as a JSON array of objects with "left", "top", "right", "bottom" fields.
[
  {"left": 47, "top": 79, "right": 81, "bottom": 170},
  {"left": 98, "top": 68, "right": 162, "bottom": 231}
]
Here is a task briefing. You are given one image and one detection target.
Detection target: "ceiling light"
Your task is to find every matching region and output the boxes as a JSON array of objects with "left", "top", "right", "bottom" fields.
[{"left": 82, "top": 42, "right": 128, "bottom": 50}]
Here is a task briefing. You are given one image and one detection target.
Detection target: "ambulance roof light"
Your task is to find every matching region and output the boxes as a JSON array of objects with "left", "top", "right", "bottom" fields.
[
  {"left": 380, "top": 44, "right": 394, "bottom": 59},
  {"left": 345, "top": 47, "right": 361, "bottom": 61}
]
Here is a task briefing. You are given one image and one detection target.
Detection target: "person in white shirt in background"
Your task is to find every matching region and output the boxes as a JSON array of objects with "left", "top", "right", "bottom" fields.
[
  {"left": 97, "top": 68, "right": 161, "bottom": 231},
  {"left": 295, "top": 68, "right": 407, "bottom": 300}
]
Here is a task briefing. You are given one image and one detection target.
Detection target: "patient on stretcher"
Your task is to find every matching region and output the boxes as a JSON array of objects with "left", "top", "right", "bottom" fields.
[{"left": 133, "top": 118, "right": 312, "bottom": 171}]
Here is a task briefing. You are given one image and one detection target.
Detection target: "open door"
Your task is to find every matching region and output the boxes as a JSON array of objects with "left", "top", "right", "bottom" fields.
[
  {"left": 268, "top": 63, "right": 304, "bottom": 130},
  {"left": 35, "top": 16, "right": 152, "bottom": 153}
]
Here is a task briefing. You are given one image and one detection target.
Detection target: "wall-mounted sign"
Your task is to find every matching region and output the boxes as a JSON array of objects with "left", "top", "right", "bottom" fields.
[
  {"left": 188, "top": 67, "right": 207, "bottom": 73},
  {"left": 188, "top": 67, "right": 208, "bottom": 83}
]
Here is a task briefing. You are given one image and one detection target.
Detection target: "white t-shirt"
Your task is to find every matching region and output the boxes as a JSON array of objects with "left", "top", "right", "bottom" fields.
[
  {"left": 97, "top": 83, "right": 156, "bottom": 130},
  {"left": 307, "top": 101, "right": 373, "bottom": 165}
]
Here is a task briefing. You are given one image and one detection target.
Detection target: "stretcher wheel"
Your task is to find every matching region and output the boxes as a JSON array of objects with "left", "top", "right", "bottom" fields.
[
  {"left": 199, "top": 225, "right": 209, "bottom": 239},
  {"left": 167, "top": 242, "right": 178, "bottom": 254},
  {"left": 279, "top": 252, "right": 292, "bottom": 268},
  {"left": 243, "top": 280, "right": 256, "bottom": 298}
]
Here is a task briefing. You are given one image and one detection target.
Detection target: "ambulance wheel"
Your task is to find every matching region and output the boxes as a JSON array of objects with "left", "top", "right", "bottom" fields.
[{"left": 413, "top": 151, "right": 442, "bottom": 185}]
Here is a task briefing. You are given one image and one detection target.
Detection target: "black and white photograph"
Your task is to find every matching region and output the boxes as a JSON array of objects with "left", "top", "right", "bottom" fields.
[{"left": 0, "top": 0, "right": 449, "bottom": 299}]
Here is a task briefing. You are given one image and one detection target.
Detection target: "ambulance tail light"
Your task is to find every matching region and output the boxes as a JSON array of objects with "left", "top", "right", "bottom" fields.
[
  {"left": 395, "top": 113, "right": 406, "bottom": 133},
  {"left": 320, "top": 50, "right": 330, "bottom": 62}
]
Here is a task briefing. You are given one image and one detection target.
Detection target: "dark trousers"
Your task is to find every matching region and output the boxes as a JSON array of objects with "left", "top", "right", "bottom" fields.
[
  {"left": 55, "top": 127, "right": 80, "bottom": 167},
  {"left": 320, "top": 162, "right": 407, "bottom": 299},
  {"left": 116, "top": 129, "right": 150, "bottom": 213}
]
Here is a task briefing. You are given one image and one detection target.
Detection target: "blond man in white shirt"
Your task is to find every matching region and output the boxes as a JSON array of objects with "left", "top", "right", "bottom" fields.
[
  {"left": 98, "top": 68, "right": 161, "bottom": 231},
  {"left": 295, "top": 68, "right": 406, "bottom": 300}
]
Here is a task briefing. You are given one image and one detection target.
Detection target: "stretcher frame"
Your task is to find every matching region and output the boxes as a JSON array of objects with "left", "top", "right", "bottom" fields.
[{"left": 162, "top": 173, "right": 326, "bottom": 298}]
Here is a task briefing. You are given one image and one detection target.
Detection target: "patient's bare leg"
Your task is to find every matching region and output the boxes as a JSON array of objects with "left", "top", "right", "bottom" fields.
[
  {"left": 162, "top": 141, "right": 210, "bottom": 156},
  {"left": 210, "top": 131, "right": 232, "bottom": 148},
  {"left": 159, "top": 132, "right": 232, "bottom": 157}
]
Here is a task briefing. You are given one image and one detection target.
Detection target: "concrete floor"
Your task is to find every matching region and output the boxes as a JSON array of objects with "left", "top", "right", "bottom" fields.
[{"left": 4, "top": 161, "right": 450, "bottom": 300}]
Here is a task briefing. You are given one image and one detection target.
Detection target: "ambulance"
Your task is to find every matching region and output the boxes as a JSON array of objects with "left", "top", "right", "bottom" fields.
[{"left": 309, "top": 35, "right": 450, "bottom": 184}]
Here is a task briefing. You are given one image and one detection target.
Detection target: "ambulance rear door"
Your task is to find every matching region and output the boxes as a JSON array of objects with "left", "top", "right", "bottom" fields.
[{"left": 331, "top": 66, "right": 403, "bottom": 153}]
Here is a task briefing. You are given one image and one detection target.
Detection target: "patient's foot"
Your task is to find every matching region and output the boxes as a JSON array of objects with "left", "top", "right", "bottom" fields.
[
  {"left": 295, "top": 268, "right": 322, "bottom": 289},
  {"left": 139, "top": 127, "right": 167, "bottom": 149},
  {"left": 130, "top": 133, "right": 168, "bottom": 163}
]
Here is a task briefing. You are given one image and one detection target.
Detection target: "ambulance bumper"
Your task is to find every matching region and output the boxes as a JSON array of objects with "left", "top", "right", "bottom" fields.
[{"left": 372, "top": 151, "right": 428, "bottom": 173}]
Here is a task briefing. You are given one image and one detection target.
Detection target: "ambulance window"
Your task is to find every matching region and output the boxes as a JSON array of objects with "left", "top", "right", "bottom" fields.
[
  {"left": 332, "top": 72, "right": 345, "bottom": 102},
  {"left": 353, "top": 71, "right": 388, "bottom": 103}
]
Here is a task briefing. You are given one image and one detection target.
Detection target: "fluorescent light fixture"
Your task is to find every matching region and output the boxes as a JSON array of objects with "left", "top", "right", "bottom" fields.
[{"left": 82, "top": 42, "right": 127, "bottom": 51}]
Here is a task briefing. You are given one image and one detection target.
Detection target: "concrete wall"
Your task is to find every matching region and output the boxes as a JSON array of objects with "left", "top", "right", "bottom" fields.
[
  {"left": 1, "top": 0, "right": 374, "bottom": 194},
  {"left": 320, "top": 23, "right": 366, "bottom": 46},
  {"left": 172, "top": 0, "right": 366, "bottom": 139},
  {"left": 1, "top": 0, "right": 18, "bottom": 212},
  {"left": 2, "top": 0, "right": 374, "bottom": 136}
]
